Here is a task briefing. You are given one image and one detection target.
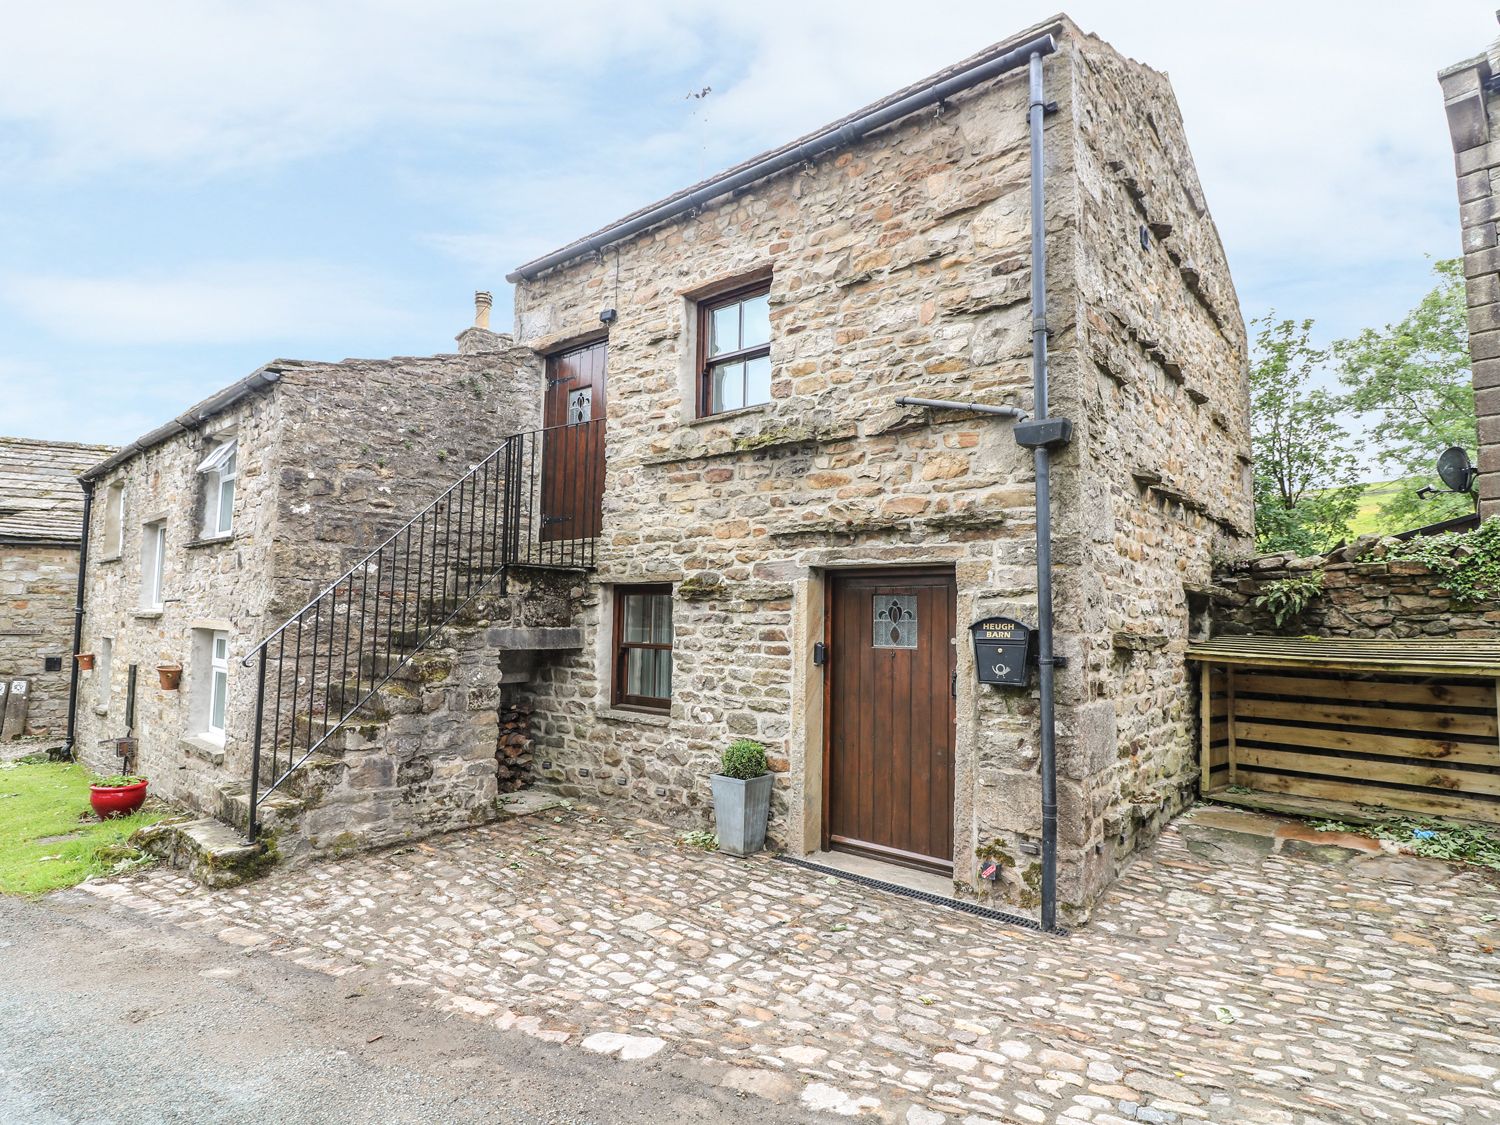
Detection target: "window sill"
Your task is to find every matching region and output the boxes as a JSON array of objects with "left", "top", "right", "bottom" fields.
[
  {"left": 97, "top": 553, "right": 122, "bottom": 564},
  {"left": 133, "top": 609, "right": 164, "bottom": 620},
  {"left": 184, "top": 534, "right": 234, "bottom": 551},
  {"left": 180, "top": 734, "right": 226, "bottom": 766},
  {"left": 687, "top": 403, "right": 769, "bottom": 427},
  {"left": 598, "top": 705, "right": 671, "bottom": 727}
]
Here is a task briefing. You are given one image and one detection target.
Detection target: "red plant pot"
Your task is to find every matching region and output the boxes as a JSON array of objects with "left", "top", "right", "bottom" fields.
[{"left": 89, "top": 780, "right": 148, "bottom": 820}]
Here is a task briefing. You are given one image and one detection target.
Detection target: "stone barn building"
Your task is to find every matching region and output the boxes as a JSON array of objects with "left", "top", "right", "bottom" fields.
[
  {"left": 68, "top": 16, "right": 1248, "bottom": 921},
  {"left": 0, "top": 437, "right": 115, "bottom": 740},
  {"left": 501, "top": 14, "right": 1250, "bottom": 921}
]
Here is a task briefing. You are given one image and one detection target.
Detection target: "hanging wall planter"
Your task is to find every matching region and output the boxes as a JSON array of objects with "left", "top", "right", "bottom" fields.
[
  {"left": 156, "top": 664, "right": 182, "bottom": 691},
  {"left": 74, "top": 652, "right": 95, "bottom": 671}
]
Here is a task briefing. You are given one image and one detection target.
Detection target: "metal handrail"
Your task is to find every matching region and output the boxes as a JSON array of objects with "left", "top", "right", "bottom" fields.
[{"left": 240, "top": 419, "right": 601, "bottom": 840}]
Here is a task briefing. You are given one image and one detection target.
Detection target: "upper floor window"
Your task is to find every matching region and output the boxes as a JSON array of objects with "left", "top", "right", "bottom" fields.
[
  {"left": 698, "top": 282, "right": 770, "bottom": 416},
  {"left": 140, "top": 521, "right": 166, "bottom": 610},
  {"left": 196, "top": 439, "right": 237, "bottom": 539},
  {"left": 101, "top": 481, "right": 124, "bottom": 558}
]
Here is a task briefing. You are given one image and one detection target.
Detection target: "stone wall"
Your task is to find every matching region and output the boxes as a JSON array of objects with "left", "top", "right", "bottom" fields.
[
  {"left": 1441, "top": 40, "right": 1500, "bottom": 517},
  {"left": 513, "top": 18, "right": 1247, "bottom": 921},
  {"left": 74, "top": 332, "right": 544, "bottom": 817},
  {"left": 1212, "top": 536, "right": 1500, "bottom": 638},
  {"left": 0, "top": 543, "right": 77, "bottom": 737}
]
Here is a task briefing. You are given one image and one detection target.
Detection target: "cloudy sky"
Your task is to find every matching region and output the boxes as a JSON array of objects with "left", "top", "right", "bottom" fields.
[{"left": 0, "top": 2, "right": 1492, "bottom": 452}]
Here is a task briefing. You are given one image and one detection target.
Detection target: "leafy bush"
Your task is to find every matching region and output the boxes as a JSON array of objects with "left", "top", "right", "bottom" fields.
[
  {"left": 1252, "top": 571, "right": 1325, "bottom": 629},
  {"left": 1384, "top": 516, "right": 1500, "bottom": 605},
  {"left": 719, "top": 739, "right": 768, "bottom": 780}
]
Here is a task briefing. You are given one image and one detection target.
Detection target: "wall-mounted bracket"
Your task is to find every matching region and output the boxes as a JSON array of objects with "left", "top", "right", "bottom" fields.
[{"left": 1013, "top": 417, "right": 1073, "bottom": 450}]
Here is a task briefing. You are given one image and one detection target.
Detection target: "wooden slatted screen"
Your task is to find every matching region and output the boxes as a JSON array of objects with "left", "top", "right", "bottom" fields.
[{"left": 1197, "top": 663, "right": 1500, "bottom": 824}]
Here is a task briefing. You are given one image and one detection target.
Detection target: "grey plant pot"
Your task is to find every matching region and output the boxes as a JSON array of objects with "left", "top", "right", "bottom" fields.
[{"left": 710, "top": 772, "right": 774, "bottom": 857}]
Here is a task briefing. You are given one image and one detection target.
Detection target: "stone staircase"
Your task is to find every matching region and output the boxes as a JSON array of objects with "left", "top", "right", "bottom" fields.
[{"left": 136, "top": 576, "right": 584, "bottom": 886}]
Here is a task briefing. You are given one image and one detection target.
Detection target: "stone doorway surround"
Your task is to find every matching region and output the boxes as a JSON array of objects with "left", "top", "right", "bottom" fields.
[{"left": 788, "top": 552, "right": 980, "bottom": 892}]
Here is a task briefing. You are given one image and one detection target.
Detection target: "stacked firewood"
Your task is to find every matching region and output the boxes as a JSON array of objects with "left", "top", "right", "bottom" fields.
[{"left": 496, "top": 698, "right": 534, "bottom": 791}]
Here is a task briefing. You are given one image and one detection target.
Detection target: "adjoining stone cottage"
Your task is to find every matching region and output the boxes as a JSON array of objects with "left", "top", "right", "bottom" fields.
[
  {"left": 0, "top": 437, "right": 115, "bottom": 740},
  {"left": 503, "top": 14, "right": 1250, "bottom": 921},
  {"left": 69, "top": 323, "right": 558, "bottom": 852}
]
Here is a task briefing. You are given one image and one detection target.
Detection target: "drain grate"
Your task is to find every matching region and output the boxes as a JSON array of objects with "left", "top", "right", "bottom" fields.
[{"left": 774, "top": 854, "right": 1066, "bottom": 936}]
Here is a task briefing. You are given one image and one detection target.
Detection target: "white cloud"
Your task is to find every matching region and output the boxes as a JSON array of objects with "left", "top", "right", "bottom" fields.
[{"left": 1, "top": 262, "right": 411, "bottom": 345}]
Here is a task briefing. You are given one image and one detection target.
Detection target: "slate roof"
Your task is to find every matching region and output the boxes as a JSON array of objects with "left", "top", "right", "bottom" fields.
[{"left": 0, "top": 437, "right": 116, "bottom": 544}]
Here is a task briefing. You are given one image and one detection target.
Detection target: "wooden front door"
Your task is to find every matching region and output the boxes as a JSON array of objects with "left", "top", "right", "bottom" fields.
[
  {"left": 541, "top": 339, "right": 606, "bottom": 542},
  {"left": 825, "top": 568, "right": 957, "bottom": 874}
]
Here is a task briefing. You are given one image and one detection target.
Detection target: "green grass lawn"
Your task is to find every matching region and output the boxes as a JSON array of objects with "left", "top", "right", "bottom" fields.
[{"left": 0, "top": 759, "right": 164, "bottom": 896}]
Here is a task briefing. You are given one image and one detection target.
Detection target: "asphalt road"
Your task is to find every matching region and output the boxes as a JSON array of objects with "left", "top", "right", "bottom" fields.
[{"left": 0, "top": 888, "right": 813, "bottom": 1124}]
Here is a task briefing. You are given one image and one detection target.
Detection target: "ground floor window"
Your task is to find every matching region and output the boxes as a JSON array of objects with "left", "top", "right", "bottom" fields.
[
  {"left": 613, "top": 585, "right": 672, "bottom": 711},
  {"left": 208, "top": 632, "right": 228, "bottom": 738}
]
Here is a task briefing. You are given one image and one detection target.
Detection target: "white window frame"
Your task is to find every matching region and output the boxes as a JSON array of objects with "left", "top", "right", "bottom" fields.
[
  {"left": 207, "top": 631, "right": 229, "bottom": 740},
  {"left": 95, "top": 637, "right": 113, "bottom": 710},
  {"left": 140, "top": 521, "right": 166, "bottom": 610},
  {"left": 102, "top": 482, "right": 125, "bottom": 558},
  {"left": 196, "top": 439, "right": 237, "bottom": 539}
]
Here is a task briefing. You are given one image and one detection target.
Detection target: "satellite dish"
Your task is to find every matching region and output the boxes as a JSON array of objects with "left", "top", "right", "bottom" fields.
[{"left": 1436, "top": 446, "right": 1476, "bottom": 494}]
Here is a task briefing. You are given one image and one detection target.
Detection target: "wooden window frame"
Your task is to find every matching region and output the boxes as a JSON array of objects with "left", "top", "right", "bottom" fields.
[
  {"left": 696, "top": 280, "right": 771, "bottom": 417},
  {"left": 612, "top": 584, "right": 673, "bottom": 712}
]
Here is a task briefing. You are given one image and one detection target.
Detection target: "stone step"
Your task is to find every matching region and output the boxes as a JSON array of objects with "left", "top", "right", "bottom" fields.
[
  {"left": 133, "top": 817, "right": 272, "bottom": 888},
  {"left": 217, "top": 778, "right": 313, "bottom": 833}
]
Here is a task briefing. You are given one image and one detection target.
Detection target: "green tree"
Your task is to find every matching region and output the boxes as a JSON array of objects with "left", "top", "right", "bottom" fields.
[
  {"left": 1251, "top": 316, "right": 1362, "bottom": 554},
  {"left": 1336, "top": 258, "right": 1477, "bottom": 529}
]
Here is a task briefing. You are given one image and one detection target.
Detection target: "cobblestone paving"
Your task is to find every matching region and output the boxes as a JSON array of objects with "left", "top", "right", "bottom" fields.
[{"left": 82, "top": 805, "right": 1500, "bottom": 1124}]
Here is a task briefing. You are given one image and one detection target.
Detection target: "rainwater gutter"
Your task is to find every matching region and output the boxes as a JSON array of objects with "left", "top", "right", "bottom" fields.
[
  {"left": 898, "top": 46, "right": 1071, "bottom": 933},
  {"left": 507, "top": 32, "right": 1059, "bottom": 283}
]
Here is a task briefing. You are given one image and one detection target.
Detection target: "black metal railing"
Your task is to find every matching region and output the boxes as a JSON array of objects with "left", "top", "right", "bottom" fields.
[{"left": 240, "top": 419, "right": 601, "bottom": 839}]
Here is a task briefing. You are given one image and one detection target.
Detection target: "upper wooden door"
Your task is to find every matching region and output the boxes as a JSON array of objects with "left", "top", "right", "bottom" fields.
[
  {"left": 541, "top": 339, "right": 606, "bottom": 543},
  {"left": 825, "top": 568, "right": 957, "bottom": 874}
]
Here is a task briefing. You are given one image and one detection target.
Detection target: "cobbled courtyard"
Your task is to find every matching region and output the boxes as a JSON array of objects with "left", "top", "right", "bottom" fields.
[{"left": 78, "top": 803, "right": 1500, "bottom": 1124}]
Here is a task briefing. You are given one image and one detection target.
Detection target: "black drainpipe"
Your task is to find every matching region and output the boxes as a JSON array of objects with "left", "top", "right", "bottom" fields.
[
  {"left": 898, "top": 46, "right": 1072, "bottom": 933},
  {"left": 60, "top": 479, "right": 95, "bottom": 762},
  {"left": 1014, "top": 49, "right": 1072, "bottom": 934}
]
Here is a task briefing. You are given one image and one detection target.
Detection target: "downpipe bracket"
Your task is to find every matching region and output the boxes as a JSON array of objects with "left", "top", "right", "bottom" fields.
[{"left": 1013, "top": 417, "right": 1073, "bottom": 450}]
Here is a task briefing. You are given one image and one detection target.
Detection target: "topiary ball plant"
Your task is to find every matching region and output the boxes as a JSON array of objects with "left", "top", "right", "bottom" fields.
[{"left": 719, "top": 738, "right": 768, "bottom": 780}]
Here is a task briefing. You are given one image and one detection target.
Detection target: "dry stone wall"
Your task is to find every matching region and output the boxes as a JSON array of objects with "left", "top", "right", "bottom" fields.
[
  {"left": 1213, "top": 536, "right": 1500, "bottom": 638},
  {"left": 515, "top": 19, "right": 1248, "bottom": 920}
]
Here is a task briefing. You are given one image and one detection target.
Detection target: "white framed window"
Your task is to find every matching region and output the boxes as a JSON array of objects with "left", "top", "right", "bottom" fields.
[
  {"left": 101, "top": 482, "right": 124, "bottom": 557},
  {"left": 196, "top": 439, "right": 237, "bottom": 538},
  {"left": 95, "top": 637, "right": 113, "bottom": 709},
  {"left": 208, "top": 631, "right": 228, "bottom": 739},
  {"left": 140, "top": 521, "right": 166, "bottom": 610}
]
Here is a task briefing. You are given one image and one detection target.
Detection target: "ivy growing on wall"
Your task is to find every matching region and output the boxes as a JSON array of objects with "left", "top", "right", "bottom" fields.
[{"left": 1384, "top": 516, "right": 1500, "bottom": 605}]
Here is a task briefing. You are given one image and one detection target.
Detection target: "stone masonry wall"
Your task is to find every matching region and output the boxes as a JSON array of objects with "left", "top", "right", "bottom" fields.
[
  {"left": 1057, "top": 35, "right": 1250, "bottom": 907},
  {"left": 1441, "top": 42, "right": 1500, "bottom": 517},
  {"left": 0, "top": 543, "right": 78, "bottom": 737},
  {"left": 515, "top": 18, "right": 1246, "bottom": 921},
  {"left": 1212, "top": 536, "right": 1500, "bottom": 638},
  {"left": 75, "top": 332, "right": 544, "bottom": 819}
]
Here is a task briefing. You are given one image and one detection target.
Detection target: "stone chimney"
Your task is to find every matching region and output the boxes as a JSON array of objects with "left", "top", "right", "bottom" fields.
[
  {"left": 456, "top": 289, "right": 512, "bottom": 354},
  {"left": 1441, "top": 19, "right": 1500, "bottom": 516}
]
